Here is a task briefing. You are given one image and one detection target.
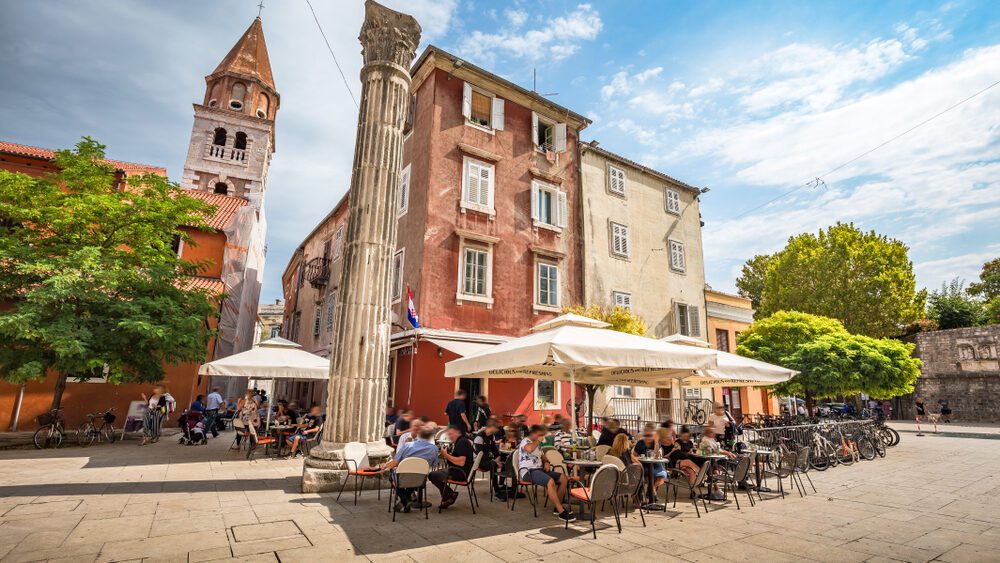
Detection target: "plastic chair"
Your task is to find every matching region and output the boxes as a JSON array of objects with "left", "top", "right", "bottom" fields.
[
  {"left": 594, "top": 444, "right": 611, "bottom": 459},
  {"left": 230, "top": 418, "right": 247, "bottom": 451},
  {"left": 567, "top": 464, "right": 621, "bottom": 538},
  {"left": 445, "top": 452, "right": 484, "bottom": 514},
  {"left": 336, "top": 441, "right": 382, "bottom": 505},
  {"left": 602, "top": 455, "right": 626, "bottom": 471},
  {"left": 391, "top": 457, "right": 430, "bottom": 521}
]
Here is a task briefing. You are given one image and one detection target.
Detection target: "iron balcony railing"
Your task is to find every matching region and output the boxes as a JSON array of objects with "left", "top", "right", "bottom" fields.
[{"left": 304, "top": 257, "right": 330, "bottom": 288}]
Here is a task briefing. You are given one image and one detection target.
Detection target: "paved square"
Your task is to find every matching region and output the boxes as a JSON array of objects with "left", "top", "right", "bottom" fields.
[{"left": 0, "top": 431, "right": 997, "bottom": 562}]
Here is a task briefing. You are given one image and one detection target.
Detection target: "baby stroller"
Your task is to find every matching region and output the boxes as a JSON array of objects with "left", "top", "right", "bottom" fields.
[{"left": 179, "top": 410, "right": 208, "bottom": 445}]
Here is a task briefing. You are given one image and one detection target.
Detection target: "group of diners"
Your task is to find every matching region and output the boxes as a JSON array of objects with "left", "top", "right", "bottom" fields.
[{"left": 368, "top": 393, "right": 751, "bottom": 523}]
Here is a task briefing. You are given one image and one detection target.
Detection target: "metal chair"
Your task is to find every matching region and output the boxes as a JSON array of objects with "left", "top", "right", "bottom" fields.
[
  {"left": 445, "top": 452, "right": 484, "bottom": 514},
  {"left": 336, "top": 441, "right": 382, "bottom": 505},
  {"left": 509, "top": 450, "right": 538, "bottom": 517},
  {"left": 617, "top": 463, "right": 647, "bottom": 528},
  {"left": 762, "top": 451, "right": 799, "bottom": 499},
  {"left": 667, "top": 461, "right": 711, "bottom": 517},
  {"left": 391, "top": 457, "right": 430, "bottom": 521},
  {"left": 794, "top": 447, "right": 817, "bottom": 494},
  {"left": 567, "top": 464, "right": 622, "bottom": 539},
  {"left": 713, "top": 455, "right": 754, "bottom": 509}
]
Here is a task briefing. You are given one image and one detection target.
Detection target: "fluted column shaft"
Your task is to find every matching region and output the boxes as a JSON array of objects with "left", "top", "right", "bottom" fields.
[{"left": 321, "top": 1, "right": 420, "bottom": 447}]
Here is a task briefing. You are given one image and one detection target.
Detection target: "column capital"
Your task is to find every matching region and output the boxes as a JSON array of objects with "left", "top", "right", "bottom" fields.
[{"left": 359, "top": 0, "right": 421, "bottom": 69}]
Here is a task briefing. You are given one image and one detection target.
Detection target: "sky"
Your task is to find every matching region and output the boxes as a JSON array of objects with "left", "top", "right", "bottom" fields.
[{"left": 1, "top": 0, "right": 998, "bottom": 305}]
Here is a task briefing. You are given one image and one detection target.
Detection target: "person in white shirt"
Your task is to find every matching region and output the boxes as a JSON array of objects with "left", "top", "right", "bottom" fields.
[
  {"left": 204, "top": 387, "right": 224, "bottom": 438},
  {"left": 552, "top": 419, "right": 575, "bottom": 450},
  {"left": 706, "top": 404, "right": 728, "bottom": 439},
  {"left": 518, "top": 425, "right": 575, "bottom": 522},
  {"left": 396, "top": 419, "right": 426, "bottom": 451}
]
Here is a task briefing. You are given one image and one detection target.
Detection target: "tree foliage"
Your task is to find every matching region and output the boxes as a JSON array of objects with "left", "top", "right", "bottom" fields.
[
  {"left": 968, "top": 258, "right": 1000, "bottom": 325},
  {"left": 563, "top": 304, "right": 647, "bottom": 430},
  {"left": 0, "top": 138, "right": 219, "bottom": 409},
  {"left": 736, "top": 223, "right": 925, "bottom": 337},
  {"left": 926, "top": 278, "right": 985, "bottom": 330},
  {"left": 737, "top": 311, "right": 921, "bottom": 403}
]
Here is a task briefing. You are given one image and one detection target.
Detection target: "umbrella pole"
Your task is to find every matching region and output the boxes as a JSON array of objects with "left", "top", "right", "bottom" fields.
[
  {"left": 265, "top": 378, "right": 274, "bottom": 431},
  {"left": 569, "top": 369, "right": 576, "bottom": 435}
]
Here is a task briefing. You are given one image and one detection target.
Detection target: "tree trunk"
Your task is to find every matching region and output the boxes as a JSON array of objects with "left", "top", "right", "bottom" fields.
[
  {"left": 586, "top": 386, "right": 597, "bottom": 433},
  {"left": 804, "top": 389, "right": 814, "bottom": 416},
  {"left": 51, "top": 372, "right": 68, "bottom": 412}
]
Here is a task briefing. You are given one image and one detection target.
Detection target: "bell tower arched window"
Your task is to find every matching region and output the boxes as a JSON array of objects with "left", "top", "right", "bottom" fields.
[
  {"left": 230, "top": 83, "right": 246, "bottom": 110},
  {"left": 214, "top": 182, "right": 229, "bottom": 195},
  {"left": 234, "top": 132, "right": 248, "bottom": 150},
  {"left": 212, "top": 128, "right": 227, "bottom": 146},
  {"left": 256, "top": 93, "right": 269, "bottom": 119}
]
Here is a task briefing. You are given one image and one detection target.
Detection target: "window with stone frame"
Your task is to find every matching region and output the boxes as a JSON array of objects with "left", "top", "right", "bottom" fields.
[
  {"left": 669, "top": 239, "right": 686, "bottom": 273},
  {"left": 665, "top": 188, "right": 681, "bottom": 214},
  {"left": 536, "top": 261, "right": 560, "bottom": 308},
  {"left": 612, "top": 291, "right": 632, "bottom": 311},
  {"left": 461, "top": 245, "right": 489, "bottom": 297},
  {"left": 610, "top": 222, "right": 630, "bottom": 258},
  {"left": 391, "top": 249, "right": 404, "bottom": 302},
  {"left": 608, "top": 165, "right": 627, "bottom": 196}
]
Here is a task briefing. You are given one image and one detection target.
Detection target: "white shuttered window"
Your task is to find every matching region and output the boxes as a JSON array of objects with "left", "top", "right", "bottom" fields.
[
  {"left": 612, "top": 291, "right": 632, "bottom": 311},
  {"left": 608, "top": 165, "right": 626, "bottom": 196},
  {"left": 675, "top": 303, "right": 701, "bottom": 337},
  {"left": 462, "top": 157, "right": 494, "bottom": 213},
  {"left": 397, "top": 164, "right": 411, "bottom": 216},
  {"left": 531, "top": 181, "right": 567, "bottom": 229},
  {"left": 610, "top": 222, "right": 630, "bottom": 258},
  {"left": 665, "top": 189, "right": 680, "bottom": 214},
  {"left": 669, "top": 239, "right": 686, "bottom": 273}
]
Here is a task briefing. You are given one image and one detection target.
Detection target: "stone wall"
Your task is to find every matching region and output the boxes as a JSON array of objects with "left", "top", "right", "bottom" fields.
[{"left": 899, "top": 325, "right": 1000, "bottom": 422}]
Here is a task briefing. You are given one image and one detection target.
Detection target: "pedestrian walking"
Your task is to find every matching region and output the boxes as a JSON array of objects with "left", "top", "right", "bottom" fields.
[
  {"left": 915, "top": 397, "right": 926, "bottom": 423},
  {"left": 140, "top": 384, "right": 173, "bottom": 445},
  {"left": 236, "top": 389, "right": 260, "bottom": 446},
  {"left": 204, "top": 387, "right": 224, "bottom": 437},
  {"left": 938, "top": 399, "right": 952, "bottom": 423},
  {"left": 444, "top": 389, "right": 471, "bottom": 433}
]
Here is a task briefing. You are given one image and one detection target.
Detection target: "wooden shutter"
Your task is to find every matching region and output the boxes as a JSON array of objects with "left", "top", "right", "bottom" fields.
[
  {"left": 530, "top": 182, "right": 540, "bottom": 221},
  {"left": 670, "top": 240, "right": 686, "bottom": 272},
  {"left": 556, "top": 191, "right": 568, "bottom": 228},
  {"left": 609, "top": 166, "right": 625, "bottom": 195},
  {"left": 553, "top": 123, "right": 567, "bottom": 153},
  {"left": 398, "top": 164, "right": 410, "bottom": 215},
  {"left": 480, "top": 163, "right": 493, "bottom": 207},
  {"left": 666, "top": 189, "right": 680, "bottom": 214},
  {"left": 462, "top": 82, "right": 472, "bottom": 120},
  {"left": 531, "top": 112, "right": 539, "bottom": 148},
  {"left": 463, "top": 159, "right": 477, "bottom": 204},
  {"left": 688, "top": 305, "right": 701, "bottom": 337},
  {"left": 620, "top": 224, "right": 629, "bottom": 256},
  {"left": 492, "top": 97, "right": 505, "bottom": 131}
]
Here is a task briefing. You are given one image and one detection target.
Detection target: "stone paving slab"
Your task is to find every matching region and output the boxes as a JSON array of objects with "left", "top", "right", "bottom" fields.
[{"left": 1, "top": 431, "right": 999, "bottom": 562}]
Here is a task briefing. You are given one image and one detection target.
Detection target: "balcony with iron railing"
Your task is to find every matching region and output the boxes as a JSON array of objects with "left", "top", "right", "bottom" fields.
[{"left": 304, "top": 257, "right": 331, "bottom": 288}]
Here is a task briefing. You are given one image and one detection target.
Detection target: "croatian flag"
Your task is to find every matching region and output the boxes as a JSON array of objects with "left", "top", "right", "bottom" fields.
[{"left": 406, "top": 286, "right": 420, "bottom": 328}]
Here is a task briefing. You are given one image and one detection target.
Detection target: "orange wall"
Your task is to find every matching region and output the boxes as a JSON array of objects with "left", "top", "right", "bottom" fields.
[{"left": 181, "top": 228, "right": 227, "bottom": 278}]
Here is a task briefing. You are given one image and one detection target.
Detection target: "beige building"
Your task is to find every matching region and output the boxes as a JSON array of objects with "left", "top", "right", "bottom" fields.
[
  {"left": 257, "top": 298, "right": 284, "bottom": 341},
  {"left": 579, "top": 141, "right": 708, "bottom": 419}
]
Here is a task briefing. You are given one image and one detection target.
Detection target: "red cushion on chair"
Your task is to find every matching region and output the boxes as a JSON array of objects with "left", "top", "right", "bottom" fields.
[
  {"left": 447, "top": 479, "right": 469, "bottom": 486},
  {"left": 350, "top": 468, "right": 382, "bottom": 476},
  {"left": 519, "top": 480, "right": 533, "bottom": 486},
  {"left": 570, "top": 487, "right": 592, "bottom": 501},
  {"left": 256, "top": 438, "right": 276, "bottom": 445}
]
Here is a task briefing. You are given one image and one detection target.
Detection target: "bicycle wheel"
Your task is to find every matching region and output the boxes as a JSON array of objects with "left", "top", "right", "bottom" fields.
[
  {"left": 810, "top": 443, "right": 829, "bottom": 471},
  {"left": 77, "top": 422, "right": 97, "bottom": 447},
  {"left": 693, "top": 409, "right": 707, "bottom": 425},
  {"left": 33, "top": 425, "right": 63, "bottom": 449},
  {"left": 858, "top": 437, "right": 876, "bottom": 461},
  {"left": 873, "top": 435, "right": 886, "bottom": 458},
  {"left": 886, "top": 426, "right": 900, "bottom": 447},
  {"left": 839, "top": 443, "right": 855, "bottom": 466},
  {"left": 102, "top": 422, "right": 118, "bottom": 444}
]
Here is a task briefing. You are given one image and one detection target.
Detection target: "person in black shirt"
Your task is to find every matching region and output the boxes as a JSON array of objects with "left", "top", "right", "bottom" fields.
[
  {"left": 597, "top": 418, "right": 630, "bottom": 446},
  {"left": 288, "top": 406, "right": 324, "bottom": 458},
  {"left": 430, "top": 426, "right": 476, "bottom": 509},
  {"left": 392, "top": 410, "right": 413, "bottom": 446},
  {"left": 473, "top": 395, "right": 491, "bottom": 430},
  {"left": 473, "top": 420, "right": 506, "bottom": 501},
  {"left": 445, "top": 389, "right": 471, "bottom": 433}
]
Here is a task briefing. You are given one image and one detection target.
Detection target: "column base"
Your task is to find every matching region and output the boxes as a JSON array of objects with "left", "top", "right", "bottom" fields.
[{"left": 301, "top": 440, "right": 394, "bottom": 493}]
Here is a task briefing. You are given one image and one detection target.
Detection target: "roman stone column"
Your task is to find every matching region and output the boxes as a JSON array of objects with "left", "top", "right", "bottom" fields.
[{"left": 302, "top": 0, "right": 420, "bottom": 493}]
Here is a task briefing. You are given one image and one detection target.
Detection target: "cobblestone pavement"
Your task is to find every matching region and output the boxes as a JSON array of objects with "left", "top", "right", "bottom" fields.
[{"left": 0, "top": 432, "right": 997, "bottom": 562}]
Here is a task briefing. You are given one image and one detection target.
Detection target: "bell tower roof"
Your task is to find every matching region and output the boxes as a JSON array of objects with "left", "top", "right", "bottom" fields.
[{"left": 209, "top": 17, "right": 276, "bottom": 92}]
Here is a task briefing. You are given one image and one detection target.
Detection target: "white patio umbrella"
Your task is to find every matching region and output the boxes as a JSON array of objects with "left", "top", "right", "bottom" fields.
[
  {"left": 199, "top": 337, "right": 330, "bottom": 429},
  {"left": 445, "top": 315, "right": 718, "bottom": 432},
  {"left": 660, "top": 334, "right": 797, "bottom": 388}
]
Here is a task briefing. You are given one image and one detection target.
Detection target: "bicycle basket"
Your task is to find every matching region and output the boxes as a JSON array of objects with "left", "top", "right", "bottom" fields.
[
  {"left": 37, "top": 412, "right": 55, "bottom": 426},
  {"left": 103, "top": 412, "right": 117, "bottom": 424}
]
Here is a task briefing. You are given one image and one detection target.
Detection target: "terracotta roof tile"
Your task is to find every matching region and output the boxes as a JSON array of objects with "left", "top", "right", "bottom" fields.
[
  {"left": 179, "top": 276, "right": 226, "bottom": 296},
  {"left": 0, "top": 140, "right": 167, "bottom": 177},
  {"left": 186, "top": 190, "right": 249, "bottom": 230},
  {"left": 211, "top": 17, "right": 275, "bottom": 91}
]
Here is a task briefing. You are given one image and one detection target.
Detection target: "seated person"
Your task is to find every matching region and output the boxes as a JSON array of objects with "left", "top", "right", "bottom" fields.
[
  {"left": 392, "top": 410, "right": 414, "bottom": 446},
  {"left": 430, "top": 426, "right": 477, "bottom": 510},
  {"left": 519, "top": 425, "right": 575, "bottom": 522},
  {"left": 597, "top": 418, "right": 631, "bottom": 446},
  {"left": 659, "top": 419, "right": 677, "bottom": 441},
  {"left": 548, "top": 413, "right": 564, "bottom": 432},
  {"left": 379, "top": 427, "right": 440, "bottom": 512},
  {"left": 698, "top": 427, "right": 737, "bottom": 460},
  {"left": 508, "top": 414, "right": 529, "bottom": 442},
  {"left": 611, "top": 433, "right": 637, "bottom": 467},
  {"left": 633, "top": 430, "right": 667, "bottom": 501},
  {"left": 287, "top": 406, "right": 324, "bottom": 458},
  {"left": 396, "top": 419, "right": 425, "bottom": 451},
  {"left": 473, "top": 420, "right": 507, "bottom": 501},
  {"left": 552, "top": 418, "right": 575, "bottom": 451},
  {"left": 661, "top": 428, "right": 700, "bottom": 486}
]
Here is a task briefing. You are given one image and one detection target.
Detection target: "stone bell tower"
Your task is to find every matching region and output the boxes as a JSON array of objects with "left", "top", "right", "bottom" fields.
[{"left": 181, "top": 16, "right": 279, "bottom": 211}]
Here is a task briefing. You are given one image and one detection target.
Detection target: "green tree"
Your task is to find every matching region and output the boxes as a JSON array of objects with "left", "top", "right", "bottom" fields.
[
  {"left": 968, "top": 258, "right": 1000, "bottom": 325},
  {"left": 0, "top": 138, "right": 219, "bottom": 410},
  {"left": 737, "top": 310, "right": 920, "bottom": 407},
  {"left": 735, "top": 253, "right": 776, "bottom": 310},
  {"left": 737, "top": 223, "right": 925, "bottom": 337},
  {"left": 926, "top": 278, "right": 984, "bottom": 329},
  {"left": 563, "top": 304, "right": 647, "bottom": 430}
]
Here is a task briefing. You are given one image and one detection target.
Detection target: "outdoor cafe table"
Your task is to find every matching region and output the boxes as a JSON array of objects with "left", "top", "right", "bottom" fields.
[
  {"left": 751, "top": 448, "right": 774, "bottom": 493},
  {"left": 690, "top": 453, "right": 729, "bottom": 500},
  {"left": 564, "top": 459, "right": 602, "bottom": 481},
  {"left": 638, "top": 457, "right": 668, "bottom": 511},
  {"left": 269, "top": 425, "right": 294, "bottom": 457}
]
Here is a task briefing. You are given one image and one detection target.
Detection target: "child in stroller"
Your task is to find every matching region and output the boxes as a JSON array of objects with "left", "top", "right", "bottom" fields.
[{"left": 178, "top": 409, "right": 208, "bottom": 445}]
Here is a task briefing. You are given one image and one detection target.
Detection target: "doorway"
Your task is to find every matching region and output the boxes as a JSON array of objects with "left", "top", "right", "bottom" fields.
[
  {"left": 722, "top": 387, "right": 744, "bottom": 422},
  {"left": 459, "top": 378, "right": 481, "bottom": 418}
]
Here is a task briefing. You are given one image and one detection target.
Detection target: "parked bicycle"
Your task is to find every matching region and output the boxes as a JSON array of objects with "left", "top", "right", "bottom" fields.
[
  {"left": 684, "top": 400, "right": 707, "bottom": 425},
  {"left": 33, "top": 409, "right": 67, "bottom": 449},
  {"left": 77, "top": 407, "right": 119, "bottom": 447}
]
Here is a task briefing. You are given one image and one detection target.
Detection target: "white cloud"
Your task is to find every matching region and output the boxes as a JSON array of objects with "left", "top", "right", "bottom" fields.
[
  {"left": 915, "top": 245, "right": 1000, "bottom": 288},
  {"left": 456, "top": 4, "right": 602, "bottom": 64},
  {"left": 505, "top": 9, "right": 527, "bottom": 28},
  {"left": 600, "top": 66, "right": 663, "bottom": 100},
  {"left": 384, "top": 0, "right": 458, "bottom": 41}
]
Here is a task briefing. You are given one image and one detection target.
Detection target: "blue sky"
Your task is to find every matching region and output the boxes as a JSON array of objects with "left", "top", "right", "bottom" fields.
[{"left": 1, "top": 0, "right": 998, "bottom": 304}]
